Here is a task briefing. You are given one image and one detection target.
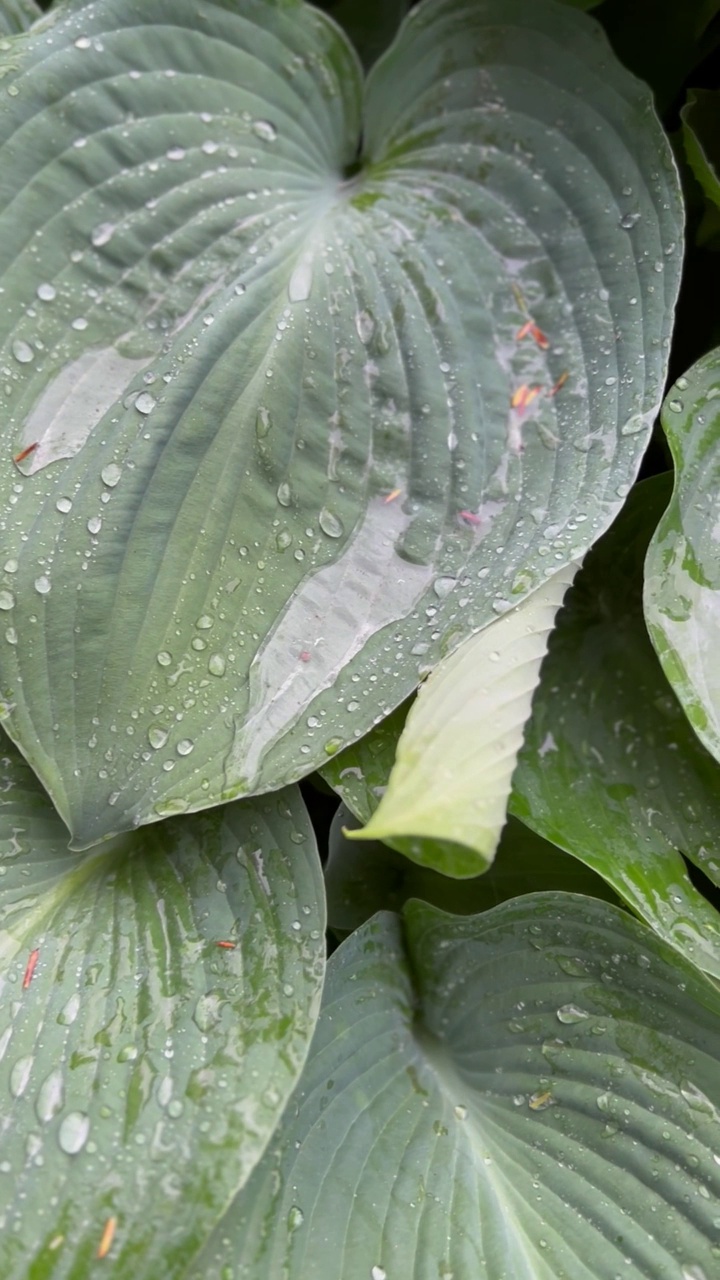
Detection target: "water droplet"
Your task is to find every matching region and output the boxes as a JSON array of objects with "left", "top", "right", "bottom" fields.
[
  {"left": 355, "top": 310, "right": 374, "bottom": 344},
  {"left": 675, "top": 376, "right": 688, "bottom": 391},
  {"left": 277, "top": 481, "right": 292, "bottom": 507},
  {"left": 166, "top": 146, "right": 186, "bottom": 161},
  {"left": 148, "top": 726, "right": 169, "bottom": 750},
  {"left": 167, "top": 1099, "right": 184, "bottom": 1118},
  {"left": 176, "top": 739, "right": 194, "bottom": 756},
  {"left": 12, "top": 339, "right": 34, "bottom": 364},
  {"left": 36, "top": 1069, "right": 65, "bottom": 1123},
  {"left": 193, "top": 991, "right": 222, "bottom": 1033},
  {"left": 371, "top": 1268, "right": 387, "bottom": 1280},
  {"left": 0, "top": 590, "right": 15, "bottom": 611},
  {"left": 91, "top": 222, "right": 115, "bottom": 247},
  {"left": 34, "top": 575, "right": 51, "bottom": 595},
  {"left": 556, "top": 1004, "right": 590, "bottom": 1024},
  {"left": 255, "top": 406, "right": 272, "bottom": 438},
  {"left": 208, "top": 654, "right": 226, "bottom": 677},
  {"left": 196, "top": 614, "right": 213, "bottom": 630},
  {"left": 74, "top": 36, "right": 91, "bottom": 49},
  {"left": 101, "top": 463, "right": 122, "bottom": 487},
  {"left": 87, "top": 516, "right": 102, "bottom": 535},
  {"left": 135, "top": 391, "right": 156, "bottom": 415},
  {"left": 157, "top": 651, "right": 172, "bottom": 667},
  {"left": 288, "top": 260, "right": 313, "bottom": 303},
  {"left": 667, "top": 398, "right": 683, "bottom": 414},
  {"left": 287, "top": 1205, "right": 304, "bottom": 1232},
  {"left": 71, "top": 316, "right": 88, "bottom": 331},
  {"left": 252, "top": 119, "right": 277, "bottom": 142},
  {"left": 454, "top": 1104, "right": 467, "bottom": 1120},
  {"left": 275, "top": 528, "right": 292, "bottom": 551},
  {"left": 433, "top": 576, "right": 456, "bottom": 599},
  {"left": 56, "top": 497, "right": 73, "bottom": 514},
  {"left": 58, "top": 1110, "right": 90, "bottom": 1155},
  {"left": 619, "top": 212, "right": 641, "bottom": 229},
  {"left": 10, "top": 1055, "right": 34, "bottom": 1098},
  {"left": 319, "top": 507, "right": 344, "bottom": 538},
  {"left": 37, "top": 283, "right": 57, "bottom": 302}
]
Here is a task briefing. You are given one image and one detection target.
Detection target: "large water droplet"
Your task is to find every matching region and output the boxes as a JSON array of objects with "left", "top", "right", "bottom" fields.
[
  {"left": 255, "top": 406, "right": 272, "bottom": 438},
  {"left": 58, "top": 1110, "right": 90, "bottom": 1155},
  {"left": 288, "top": 260, "right": 312, "bottom": 303},
  {"left": 252, "top": 119, "right": 277, "bottom": 143},
  {"left": 208, "top": 654, "right": 226, "bottom": 677},
  {"left": 0, "top": 590, "right": 15, "bottom": 611},
  {"left": 667, "top": 398, "right": 683, "bottom": 414},
  {"left": 10, "top": 1054, "right": 34, "bottom": 1098},
  {"left": 37, "top": 283, "right": 57, "bottom": 302},
  {"left": 34, "top": 575, "right": 51, "bottom": 595},
  {"left": 619, "top": 212, "right": 641, "bottom": 230},
  {"left": 36, "top": 1069, "right": 65, "bottom": 1123},
  {"left": 148, "top": 726, "right": 169, "bottom": 750},
  {"left": 57, "top": 993, "right": 80, "bottom": 1026},
  {"left": 135, "top": 391, "right": 156, "bottom": 415},
  {"left": 101, "top": 463, "right": 122, "bottom": 487},
  {"left": 287, "top": 1205, "right": 304, "bottom": 1232},
  {"left": 355, "top": 310, "right": 374, "bottom": 344},
  {"left": 12, "top": 339, "right": 34, "bottom": 364},
  {"left": 91, "top": 222, "right": 115, "bottom": 247},
  {"left": 556, "top": 1004, "right": 590, "bottom": 1024},
  {"left": 277, "top": 481, "right": 292, "bottom": 507},
  {"left": 318, "top": 507, "right": 344, "bottom": 538},
  {"left": 176, "top": 739, "right": 194, "bottom": 756}
]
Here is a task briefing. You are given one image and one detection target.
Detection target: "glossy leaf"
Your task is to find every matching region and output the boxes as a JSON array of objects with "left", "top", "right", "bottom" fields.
[
  {"left": 189, "top": 896, "right": 720, "bottom": 1280},
  {"left": 644, "top": 354, "right": 720, "bottom": 766},
  {"left": 0, "top": 0, "right": 40, "bottom": 35},
  {"left": 0, "top": 0, "right": 682, "bottom": 847},
  {"left": 321, "top": 699, "right": 411, "bottom": 826},
  {"left": 512, "top": 476, "right": 720, "bottom": 976},
  {"left": 0, "top": 732, "right": 325, "bottom": 1279},
  {"left": 350, "top": 563, "right": 577, "bottom": 875},
  {"left": 327, "top": 804, "right": 620, "bottom": 934},
  {"left": 316, "top": 0, "right": 409, "bottom": 68}
]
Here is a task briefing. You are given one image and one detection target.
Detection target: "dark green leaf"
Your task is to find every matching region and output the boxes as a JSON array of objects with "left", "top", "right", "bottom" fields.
[
  {"left": 596, "top": 0, "right": 720, "bottom": 114},
  {"left": 315, "top": 0, "right": 409, "bottom": 69},
  {"left": 0, "top": 0, "right": 682, "bottom": 846},
  {"left": 644, "top": 352, "right": 720, "bottom": 766},
  {"left": 190, "top": 896, "right": 720, "bottom": 1280},
  {"left": 512, "top": 476, "right": 720, "bottom": 976},
  {"left": 0, "top": 732, "right": 325, "bottom": 1279}
]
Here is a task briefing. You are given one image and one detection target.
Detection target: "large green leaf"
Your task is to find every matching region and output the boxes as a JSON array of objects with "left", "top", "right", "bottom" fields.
[
  {"left": 682, "top": 89, "right": 720, "bottom": 213},
  {"left": 0, "top": 0, "right": 682, "bottom": 847},
  {"left": 349, "top": 563, "right": 577, "bottom": 874},
  {"left": 644, "top": 353, "right": 720, "bottom": 766},
  {"left": 189, "top": 896, "right": 720, "bottom": 1280},
  {"left": 511, "top": 475, "right": 720, "bottom": 976},
  {"left": 0, "top": 731, "right": 325, "bottom": 1279},
  {"left": 0, "top": 0, "right": 40, "bottom": 36},
  {"left": 327, "top": 804, "right": 620, "bottom": 934}
]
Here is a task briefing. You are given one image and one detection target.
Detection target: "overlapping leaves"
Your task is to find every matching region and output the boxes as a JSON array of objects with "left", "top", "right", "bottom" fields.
[
  {"left": 0, "top": 0, "right": 682, "bottom": 847},
  {"left": 190, "top": 897, "right": 720, "bottom": 1280}
]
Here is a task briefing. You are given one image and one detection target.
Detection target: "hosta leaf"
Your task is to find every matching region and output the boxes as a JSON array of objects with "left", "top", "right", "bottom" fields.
[
  {"left": 321, "top": 699, "right": 412, "bottom": 825},
  {"left": 0, "top": 731, "right": 325, "bottom": 1279},
  {"left": 189, "top": 896, "right": 720, "bottom": 1280},
  {"left": 512, "top": 475, "right": 720, "bottom": 976},
  {"left": 349, "top": 563, "right": 577, "bottom": 875},
  {"left": 326, "top": 804, "right": 619, "bottom": 934},
  {"left": 0, "top": 0, "right": 40, "bottom": 36},
  {"left": 645, "top": 356, "right": 720, "bottom": 764},
  {"left": 0, "top": 0, "right": 682, "bottom": 846},
  {"left": 597, "top": 0, "right": 720, "bottom": 114}
]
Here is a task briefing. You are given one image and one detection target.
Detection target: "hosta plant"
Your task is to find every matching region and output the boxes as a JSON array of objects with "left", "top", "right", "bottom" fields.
[{"left": 1, "top": 1, "right": 719, "bottom": 1277}]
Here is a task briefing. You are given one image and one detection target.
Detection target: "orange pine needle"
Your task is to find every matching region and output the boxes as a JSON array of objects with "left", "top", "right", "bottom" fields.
[
  {"left": 215, "top": 940, "right": 236, "bottom": 950},
  {"left": 529, "top": 324, "right": 549, "bottom": 349},
  {"left": 548, "top": 371, "right": 569, "bottom": 397},
  {"left": 511, "top": 384, "right": 530, "bottom": 409},
  {"left": 459, "top": 510, "right": 482, "bottom": 525},
  {"left": 523, "top": 386, "right": 542, "bottom": 407},
  {"left": 13, "top": 442, "right": 37, "bottom": 464},
  {"left": 383, "top": 488, "right": 402, "bottom": 504},
  {"left": 23, "top": 948, "right": 39, "bottom": 990},
  {"left": 97, "top": 1217, "right": 117, "bottom": 1260},
  {"left": 515, "top": 321, "right": 533, "bottom": 340}
]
